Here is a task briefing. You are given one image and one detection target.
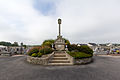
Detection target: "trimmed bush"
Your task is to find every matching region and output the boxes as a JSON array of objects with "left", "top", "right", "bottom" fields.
[
  {"left": 77, "top": 45, "right": 93, "bottom": 55},
  {"left": 67, "top": 51, "right": 92, "bottom": 59},
  {"left": 68, "top": 44, "right": 78, "bottom": 51},
  {"left": 37, "top": 52, "right": 43, "bottom": 57},
  {"left": 27, "top": 46, "right": 53, "bottom": 57},
  {"left": 40, "top": 46, "right": 53, "bottom": 55},
  {"left": 68, "top": 45, "right": 93, "bottom": 55},
  {"left": 31, "top": 53, "right": 38, "bottom": 57},
  {"left": 30, "top": 53, "right": 43, "bottom": 57},
  {"left": 27, "top": 47, "right": 40, "bottom": 56},
  {"left": 42, "top": 38, "right": 70, "bottom": 48},
  {"left": 42, "top": 39, "right": 55, "bottom": 47}
]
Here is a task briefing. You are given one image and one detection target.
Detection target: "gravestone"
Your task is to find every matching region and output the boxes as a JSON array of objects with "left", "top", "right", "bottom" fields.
[{"left": 54, "top": 19, "right": 66, "bottom": 51}]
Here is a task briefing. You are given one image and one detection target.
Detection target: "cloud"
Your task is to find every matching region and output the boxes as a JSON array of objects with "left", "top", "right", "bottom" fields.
[
  {"left": 0, "top": 0, "right": 58, "bottom": 45},
  {"left": 56, "top": 0, "right": 120, "bottom": 43},
  {"left": 0, "top": 0, "right": 120, "bottom": 45}
]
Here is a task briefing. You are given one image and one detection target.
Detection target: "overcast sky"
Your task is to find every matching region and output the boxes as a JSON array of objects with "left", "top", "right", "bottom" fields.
[{"left": 0, "top": 0, "right": 120, "bottom": 45}]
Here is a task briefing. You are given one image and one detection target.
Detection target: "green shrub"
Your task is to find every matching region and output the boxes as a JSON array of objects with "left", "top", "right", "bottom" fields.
[
  {"left": 67, "top": 51, "right": 92, "bottom": 59},
  {"left": 37, "top": 52, "right": 43, "bottom": 57},
  {"left": 27, "top": 46, "right": 53, "bottom": 57},
  {"left": 39, "top": 46, "right": 53, "bottom": 54},
  {"left": 42, "top": 38, "right": 70, "bottom": 48},
  {"left": 68, "top": 44, "right": 79, "bottom": 51},
  {"left": 31, "top": 53, "right": 38, "bottom": 57},
  {"left": 27, "top": 47, "right": 40, "bottom": 56},
  {"left": 42, "top": 39, "right": 55, "bottom": 47},
  {"left": 77, "top": 45, "right": 93, "bottom": 54},
  {"left": 68, "top": 45, "right": 93, "bottom": 55}
]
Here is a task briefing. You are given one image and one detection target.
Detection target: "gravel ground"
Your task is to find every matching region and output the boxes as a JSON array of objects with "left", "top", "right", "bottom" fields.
[{"left": 0, "top": 55, "right": 120, "bottom": 80}]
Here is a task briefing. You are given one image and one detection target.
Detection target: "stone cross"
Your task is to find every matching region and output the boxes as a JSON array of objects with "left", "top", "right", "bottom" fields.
[{"left": 58, "top": 19, "right": 61, "bottom": 36}]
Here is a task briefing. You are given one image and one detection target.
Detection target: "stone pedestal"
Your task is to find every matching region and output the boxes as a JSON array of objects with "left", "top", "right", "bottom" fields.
[{"left": 54, "top": 36, "right": 65, "bottom": 51}]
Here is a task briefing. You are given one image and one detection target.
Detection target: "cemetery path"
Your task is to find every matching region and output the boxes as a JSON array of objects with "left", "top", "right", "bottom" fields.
[{"left": 0, "top": 55, "right": 120, "bottom": 80}]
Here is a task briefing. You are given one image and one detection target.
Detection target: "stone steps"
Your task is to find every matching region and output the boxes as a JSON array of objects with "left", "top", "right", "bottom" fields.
[
  {"left": 54, "top": 54, "right": 66, "bottom": 57},
  {"left": 52, "top": 57, "right": 68, "bottom": 60},
  {"left": 48, "top": 51, "right": 72, "bottom": 65}
]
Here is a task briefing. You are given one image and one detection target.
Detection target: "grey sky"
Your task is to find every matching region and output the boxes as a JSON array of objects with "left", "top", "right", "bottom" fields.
[{"left": 0, "top": 0, "right": 120, "bottom": 45}]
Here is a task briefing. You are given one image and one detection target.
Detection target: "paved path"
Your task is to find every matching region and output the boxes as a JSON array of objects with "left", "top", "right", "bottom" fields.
[{"left": 0, "top": 55, "right": 120, "bottom": 80}]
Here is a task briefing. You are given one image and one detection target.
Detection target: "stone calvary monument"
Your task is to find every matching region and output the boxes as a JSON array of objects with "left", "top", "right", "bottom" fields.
[
  {"left": 27, "top": 19, "right": 92, "bottom": 65},
  {"left": 27, "top": 19, "right": 74, "bottom": 65},
  {"left": 46, "top": 18, "right": 74, "bottom": 65},
  {"left": 54, "top": 19, "right": 66, "bottom": 51}
]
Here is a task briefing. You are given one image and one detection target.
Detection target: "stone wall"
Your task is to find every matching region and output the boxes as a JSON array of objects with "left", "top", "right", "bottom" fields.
[
  {"left": 65, "top": 52, "right": 74, "bottom": 65},
  {"left": 27, "top": 52, "right": 93, "bottom": 65},
  {"left": 75, "top": 58, "right": 93, "bottom": 64},
  {"left": 27, "top": 56, "right": 48, "bottom": 65},
  {"left": 27, "top": 52, "right": 54, "bottom": 65}
]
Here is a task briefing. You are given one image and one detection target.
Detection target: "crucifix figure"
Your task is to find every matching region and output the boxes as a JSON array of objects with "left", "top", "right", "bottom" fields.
[{"left": 58, "top": 18, "right": 61, "bottom": 36}]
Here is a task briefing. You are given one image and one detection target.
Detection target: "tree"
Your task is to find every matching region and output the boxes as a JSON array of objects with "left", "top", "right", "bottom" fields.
[
  {"left": 12, "top": 42, "right": 19, "bottom": 46},
  {"left": 0, "top": 41, "right": 12, "bottom": 46},
  {"left": 23, "top": 45, "right": 27, "bottom": 48}
]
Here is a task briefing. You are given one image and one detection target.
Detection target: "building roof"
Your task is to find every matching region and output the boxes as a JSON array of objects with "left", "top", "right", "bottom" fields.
[{"left": 88, "top": 43, "right": 97, "bottom": 46}]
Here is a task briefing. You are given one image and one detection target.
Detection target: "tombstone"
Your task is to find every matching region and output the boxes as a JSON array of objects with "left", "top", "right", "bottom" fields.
[{"left": 54, "top": 19, "right": 66, "bottom": 51}]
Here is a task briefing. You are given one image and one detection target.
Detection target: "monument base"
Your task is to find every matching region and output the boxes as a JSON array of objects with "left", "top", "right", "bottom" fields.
[{"left": 54, "top": 36, "right": 65, "bottom": 51}]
